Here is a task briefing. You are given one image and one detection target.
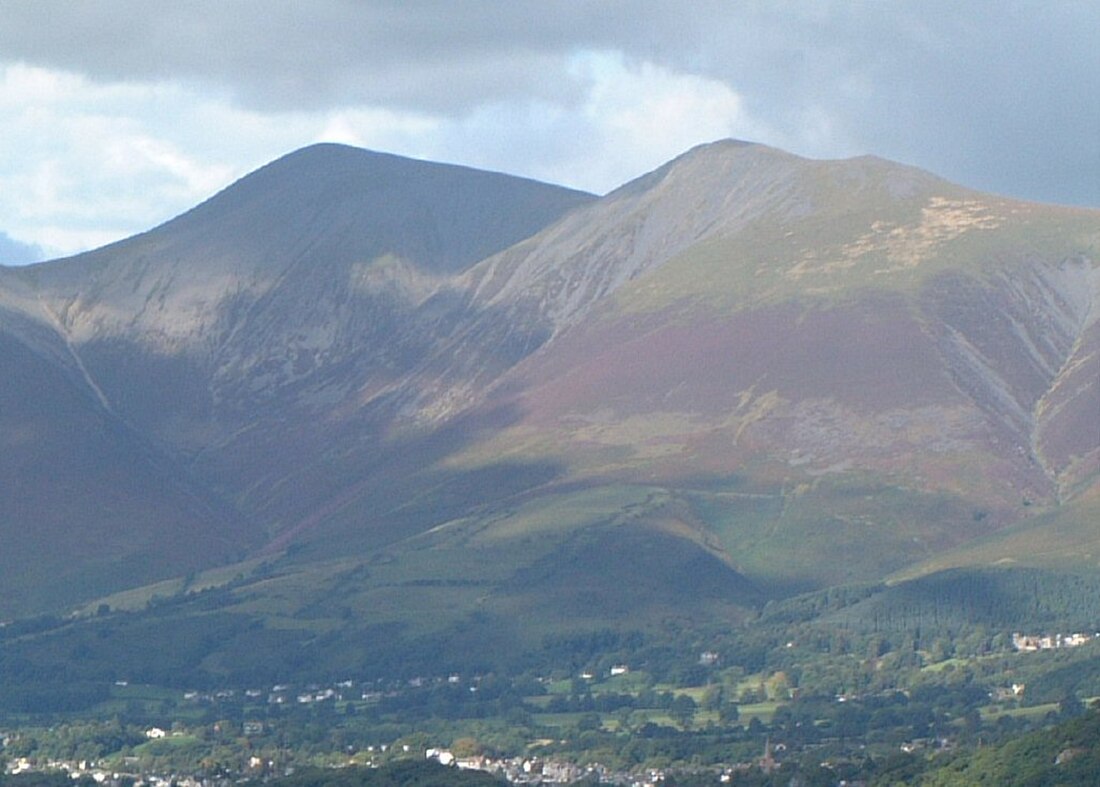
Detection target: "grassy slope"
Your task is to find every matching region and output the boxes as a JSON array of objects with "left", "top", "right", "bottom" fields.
[
  {"left": 920, "top": 706, "right": 1100, "bottom": 785},
  {"left": 438, "top": 188, "right": 1099, "bottom": 595},
  {"left": 4, "top": 149, "right": 1098, "bottom": 682},
  {"left": 613, "top": 187, "right": 1098, "bottom": 316},
  {"left": 14, "top": 485, "right": 757, "bottom": 685},
  {"left": 892, "top": 480, "right": 1100, "bottom": 580},
  {"left": 63, "top": 180, "right": 1091, "bottom": 674}
]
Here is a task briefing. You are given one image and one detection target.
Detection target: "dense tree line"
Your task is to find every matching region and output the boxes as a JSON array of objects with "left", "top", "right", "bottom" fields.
[
  {"left": 7, "top": 565, "right": 1097, "bottom": 695},
  {"left": 245, "top": 760, "right": 505, "bottom": 786}
]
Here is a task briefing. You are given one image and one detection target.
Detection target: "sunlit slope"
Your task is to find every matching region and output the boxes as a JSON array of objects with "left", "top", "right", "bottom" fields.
[
  {"left": 1, "top": 138, "right": 1096, "bottom": 633},
  {"left": 229, "top": 141, "right": 1097, "bottom": 596},
  {"left": 39, "top": 485, "right": 758, "bottom": 682},
  {"left": 430, "top": 142, "right": 1099, "bottom": 591},
  {"left": 891, "top": 479, "right": 1100, "bottom": 580},
  {"left": 12, "top": 145, "right": 594, "bottom": 536}
]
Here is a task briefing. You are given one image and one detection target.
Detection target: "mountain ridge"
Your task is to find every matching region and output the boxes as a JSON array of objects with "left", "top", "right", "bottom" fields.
[
  {"left": 0, "top": 145, "right": 596, "bottom": 613},
  {"left": 0, "top": 141, "right": 1096, "bottom": 677}
]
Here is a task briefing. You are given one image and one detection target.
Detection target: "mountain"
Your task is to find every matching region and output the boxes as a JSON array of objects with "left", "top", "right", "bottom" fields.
[
  {"left": 432, "top": 141, "right": 1100, "bottom": 591},
  {"left": 0, "top": 265, "right": 256, "bottom": 613},
  {"left": 0, "top": 140, "right": 1096, "bottom": 678},
  {"left": 0, "top": 144, "right": 594, "bottom": 614}
]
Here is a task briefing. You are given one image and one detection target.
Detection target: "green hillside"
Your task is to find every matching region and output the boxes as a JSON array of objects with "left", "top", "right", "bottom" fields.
[{"left": 0, "top": 140, "right": 1096, "bottom": 684}]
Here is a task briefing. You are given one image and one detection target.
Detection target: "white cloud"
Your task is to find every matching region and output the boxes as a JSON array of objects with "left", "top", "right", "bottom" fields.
[
  {"left": 369, "top": 52, "right": 766, "bottom": 196},
  {"left": 313, "top": 108, "right": 442, "bottom": 153},
  {"left": 561, "top": 52, "right": 759, "bottom": 192},
  {"left": 1, "top": 0, "right": 1094, "bottom": 260},
  {"left": 0, "top": 65, "right": 310, "bottom": 254},
  {"left": 0, "top": 54, "right": 772, "bottom": 254},
  {"left": 0, "top": 2, "right": 1095, "bottom": 215},
  {"left": 0, "top": 66, "right": 238, "bottom": 253}
]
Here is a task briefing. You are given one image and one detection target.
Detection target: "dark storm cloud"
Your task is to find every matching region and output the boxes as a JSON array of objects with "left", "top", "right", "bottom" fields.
[
  {"left": 672, "top": 2, "right": 1100, "bottom": 207},
  {"left": 2, "top": 1, "right": 1096, "bottom": 205},
  {"left": 0, "top": 1, "right": 610, "bottom": 111}
]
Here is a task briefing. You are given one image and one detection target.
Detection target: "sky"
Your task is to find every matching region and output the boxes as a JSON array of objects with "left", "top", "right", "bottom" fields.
[{"left": 1, "top": 1, "right": 1097, "bottom": 263}]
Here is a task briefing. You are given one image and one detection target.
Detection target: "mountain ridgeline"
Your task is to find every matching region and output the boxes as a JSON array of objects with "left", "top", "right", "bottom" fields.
[{"left": 1, "top": 141, "right": 1097, "bottom": 676}]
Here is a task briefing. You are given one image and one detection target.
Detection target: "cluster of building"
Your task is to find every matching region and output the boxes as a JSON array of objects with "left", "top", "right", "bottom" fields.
[
  {"left": 1011, "top": 631, "right": 1097, "bottom": 652},
  {"left": 5, "top": 756, "right": 206, "bottom": 786},
  {"left": 425, "top": 738, "right": 789, "bottom": 786},
  {"left": 181, "top": 674, "right": 477, "bottom": 707},
  {"left": 426, "top": 749, "right": 600, "bottom": 783}
]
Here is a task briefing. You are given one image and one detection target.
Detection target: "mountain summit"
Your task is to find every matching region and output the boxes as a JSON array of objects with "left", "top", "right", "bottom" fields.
[
  {"left": 0, "top": 146, "right": 593, "bottom": 612},
  {"left": 0, "top": 141, "right": 1096, "bottom": 677}
]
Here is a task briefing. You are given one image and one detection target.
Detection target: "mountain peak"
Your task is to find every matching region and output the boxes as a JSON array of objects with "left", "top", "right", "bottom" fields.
[
  {"left": 0, "top": 136, "right": 1098, "bottom": 684},
  {"left": 183, "top": 142, "right": 596, "bottom": 275},
  {"left": 632, "top": 138, "right": 950, "bottom": 204},
  {"left": 466, "top": 139, "right": 821, "bottom": 327},
  {"left": 38, "top": 142, "right": 595, "bottom": 292},
  {"left": 607, "top": 138, "right": 791, "bottom": 197},
  {"left": 242, "top": 142, "right": 464, "bottom": 188}
]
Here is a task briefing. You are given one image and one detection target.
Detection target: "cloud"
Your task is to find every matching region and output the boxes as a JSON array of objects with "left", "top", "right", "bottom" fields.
[
  {"left": 2, "top": 2, "right": 1093, "bottom": 206},
  {"left": 0, "top": 53, "right": 760, "bottom": 255},
  {"left": 0, "top": 1, "right": 598, "bottom": 112},
  {"left": 0, "top": 65, "right": 245, "bottom": 254},
  {"left": 418, "top": 52, "right": 762, "bottom": 194},
  {"left": 0, "top": 59, "right": 471, "bottom": 255},
  {"left": 0, "top": 2, "right": 1094, "bottom": 254},
  {"left": 668, "top": 1, "right": 1100, "bottom": 205}
]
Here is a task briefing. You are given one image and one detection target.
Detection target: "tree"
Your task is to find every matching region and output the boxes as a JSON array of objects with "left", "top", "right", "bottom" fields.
[
  {"left": 700, "top": 685, "right": 724, "bottom": 712},
  {"left": 718, "top": 702, "right": 740, "bottom": 725},
  {"left": 669, "top": 694, "right": 696, "bottom": 728},
  {"left": 575, "top": 712, "right": 602, "bottom": 732},
  {"left": 450, "top": 737, "right": 483, "bottom": 758},
  {"left": 1059, "top": 691, "right": 1085, "bottom": 719}
]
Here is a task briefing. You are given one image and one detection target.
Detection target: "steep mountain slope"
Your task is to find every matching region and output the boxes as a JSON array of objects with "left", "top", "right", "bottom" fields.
[
  {"left": 29, "top": 143, "right": 591, "bottom": 439},
  {"left": 0, "top": 140, "right": 1096, "bottom": 672},
  {"left": 0, "top": 269, "right": 254, "bottom": 616},
  {"left": 0, "top": 146, "right": 594, "bottom": 611},
  {"left": 400, "top": 141, "right": 1100, "bottom": 591}
]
